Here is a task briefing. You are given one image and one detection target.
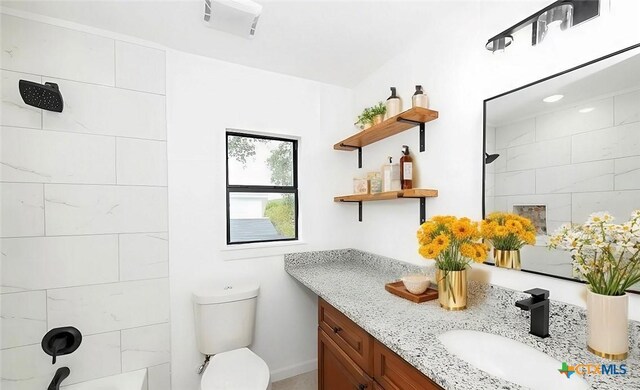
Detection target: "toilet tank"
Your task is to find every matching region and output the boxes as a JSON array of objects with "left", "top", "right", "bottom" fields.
[{"left": 192, "top": 282, "right": 260, "bottom": 355}]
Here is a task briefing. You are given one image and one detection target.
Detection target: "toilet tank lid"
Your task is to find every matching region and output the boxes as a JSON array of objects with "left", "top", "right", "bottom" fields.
[{"left": 192, "top": 282, "right": 260, "bottom": 304}]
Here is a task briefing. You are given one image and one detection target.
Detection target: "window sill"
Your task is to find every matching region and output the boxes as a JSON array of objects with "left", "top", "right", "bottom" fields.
[{"left": 220, "top": 240, "right": 307, "bottom": 261}]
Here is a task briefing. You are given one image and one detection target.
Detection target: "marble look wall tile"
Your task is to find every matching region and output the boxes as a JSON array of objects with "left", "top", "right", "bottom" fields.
[
  {"left": 506, "top": 137, "right": 571, "bottom": 171},
  {"left": 47, "top": 279, "right": 170, "bottom": 335},
  {"left": 572, "top": 190, "right": 640, "bottom": 222},
  {"left": 117, "top": 138, "right": 167, "bottom": 186},
  {"left": 0, "top": 183, "right": 44, "bottom": 237},
  {"left": 120, "top": 233, "right": 169, "bottom": 281},
  {"left": 1, "top": 331, "right": 121, "bottom": 390},
  {"left": 1, "top": 235, "right": 118, "bottom": 293},
  {"left": 44, "top": 184, "right": 167, "bottom": 235},
  {"left": 0, "top": 291, "right": 46, "bottom": 349},
  {"left": 614, "top": 156, "right": 640, "bottom": 190},
  {"left": 614, "top": 89, "right": 640, "bottom": 125},
  {"left": 494, "top": 170, "right": 535, "bottom": 196},
  {"left": 495, "top": 118, "right": 535, "bottom": 149},
  {"left": 536, "top": 97, "right": 614, "bottom": 142},
  {"left": 1, "top": 15, "right": 114, "bottom": 86},
  {"left": 116, "top": 41, "right": 166, "bottom": 95},
  {"left": 536, "top": 160, "right": 614, "bottom": 194},
  {"left": 42, "top": 78, "right": 166, "bottom": 140},
  {"left": 572, "top": 121, "right": 640, "bottom": 163},
  {"left": 122, "top": 323, "right": 171, "bottom": 372},
  {"left": 147, "top": 363, "right": 171, "bottom": 390},
  {"left": 1, "top": 127, "right": 116, "bottom": 184},
  {"left": 1, "top": 70, "right": 41, "bottom": 128}
]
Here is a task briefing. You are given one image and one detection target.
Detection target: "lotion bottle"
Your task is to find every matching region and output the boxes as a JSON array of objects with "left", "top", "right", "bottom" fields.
[
  {"left": 382, "top": 157, "right": 393, "bottom": 192},
  {"left": 385, "top": 87, "right": 402, "bottom": 119},
  {"left": 400, "top": 145, "right": 413, "bottom": 189},
  {"left": 412, "top": 85, "right": 429, "bottom": 108}
]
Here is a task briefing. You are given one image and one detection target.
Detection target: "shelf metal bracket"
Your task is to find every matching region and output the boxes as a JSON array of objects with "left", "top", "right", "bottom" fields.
[
  {"left": 419, "top": 197, "right": 426, "bottom": 225},
  {"left": 340, "top": 200, "right": 363, "bottom": 222},
  {"left": 396, "top": 118, "right": 426, "bottom": 152},
  {"left": 340, "top": 143, "right": 362, "bottom": 168}
]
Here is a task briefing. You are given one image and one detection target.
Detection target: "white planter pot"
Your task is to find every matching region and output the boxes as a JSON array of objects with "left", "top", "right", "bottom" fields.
[{"left": 586, "top": 288, "right": 628, "bottom": 360}]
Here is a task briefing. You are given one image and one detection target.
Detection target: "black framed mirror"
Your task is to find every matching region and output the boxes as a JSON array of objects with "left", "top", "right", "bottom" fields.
[{"left": 482, "top": 43, "right": 640, "bottom": 293}]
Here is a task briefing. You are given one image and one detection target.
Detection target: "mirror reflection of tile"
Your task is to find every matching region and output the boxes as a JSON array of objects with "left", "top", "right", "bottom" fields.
[{"left": 485, "top": 45, "right": 640, "bottom": 291}]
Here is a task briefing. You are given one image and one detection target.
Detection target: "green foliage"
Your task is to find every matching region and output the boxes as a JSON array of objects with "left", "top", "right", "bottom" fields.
[
  {"left": 356, "top": 107, "right": 374, "bottom": 126},
  {"left": 265, "top": 196, "right": 295, "bottom": 237},
  {"left": 370, "top": 101, "right": 387, "bottom": 116},
  {"left": 227, "top": 135, "right": 265, "bottom": 166},
  {"left": 266, "top": 142, "right": 293, "bottom": 186}
]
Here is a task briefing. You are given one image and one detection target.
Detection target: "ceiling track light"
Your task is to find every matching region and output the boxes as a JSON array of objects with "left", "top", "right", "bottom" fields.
[{"left": 485, "top": 0, "right": 599, "bottom": 53}]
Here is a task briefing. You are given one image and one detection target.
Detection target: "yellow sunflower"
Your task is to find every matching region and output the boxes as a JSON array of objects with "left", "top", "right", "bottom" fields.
[{"left": 433, "top": 233, "right": 450, "bottom": 250}]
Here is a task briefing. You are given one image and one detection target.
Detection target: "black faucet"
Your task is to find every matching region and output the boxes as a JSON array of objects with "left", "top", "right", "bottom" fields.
[
  {"left": 515, "top": 288, "right": 550, "bottom": 338},
  {"left": 48, "top": 367, "right": 70, "bottom": 390}
]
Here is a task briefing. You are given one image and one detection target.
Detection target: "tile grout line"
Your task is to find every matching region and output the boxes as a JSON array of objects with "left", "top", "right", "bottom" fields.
[
  {"left": 0, "top": 124, "right": 168, "bottom": 142},
  {"left": 1, "top": 231, "right": 168, "bottom": 240}
]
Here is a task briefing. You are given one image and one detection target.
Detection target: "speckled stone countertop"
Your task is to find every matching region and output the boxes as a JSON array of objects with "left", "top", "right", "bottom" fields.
[{"left": 284, "top": 249, "right": 640, "bottom": 390}]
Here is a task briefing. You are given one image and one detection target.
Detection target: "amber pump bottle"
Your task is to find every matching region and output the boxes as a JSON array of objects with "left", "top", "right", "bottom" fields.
[{"left": 400, "top": 145, "right": 413, "bottom": 189}]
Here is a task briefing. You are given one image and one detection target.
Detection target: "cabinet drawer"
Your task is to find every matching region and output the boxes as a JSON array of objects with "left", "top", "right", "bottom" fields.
[
  {"left": 319, "top": 298, "right": 374, "bottom": 375},
  {"left": 373, "top": 340, "right": 442, "bottom": 390},
  {"left": 319, "top": 328, "right": 374, "bottom": 390}
]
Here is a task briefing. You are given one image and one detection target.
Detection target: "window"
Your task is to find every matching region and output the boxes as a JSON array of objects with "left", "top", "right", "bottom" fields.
[{"left": 226, "top": 131, "right": 298, "bottom": 245}]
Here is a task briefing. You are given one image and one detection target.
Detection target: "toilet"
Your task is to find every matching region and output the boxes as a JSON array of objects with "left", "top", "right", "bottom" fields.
[{"left": 193, "top": 282, "right": 271, "bottom": 390}]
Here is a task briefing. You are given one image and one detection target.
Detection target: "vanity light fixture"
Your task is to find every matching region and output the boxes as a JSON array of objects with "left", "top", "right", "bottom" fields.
[
  {"left": 543, "top": 94, "right": 564, "bottom": 103},
  {"left": 578, "top": 107, "right": 595, "bottom": 113},
  {"left": 485, "top": 35, "right": 513, "bottom": 54},
  {"left": 485, "top": 0, "right": 599, "bottom": 53}
]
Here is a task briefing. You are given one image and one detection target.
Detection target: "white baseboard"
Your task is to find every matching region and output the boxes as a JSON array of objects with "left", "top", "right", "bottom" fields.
[{"left": 270, "top": 359, "right": 317, "bottom": 382}]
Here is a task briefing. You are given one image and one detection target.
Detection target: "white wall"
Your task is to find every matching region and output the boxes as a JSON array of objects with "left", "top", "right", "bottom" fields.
[
  {"left": 166, "top": 51, "right": 356, "bottom": 389},
  {"left": 349, "top": 0, "right": 640, "bottom": 320},
  {"left": 0, "top": 14, "right": 170, "bottom": 389}
]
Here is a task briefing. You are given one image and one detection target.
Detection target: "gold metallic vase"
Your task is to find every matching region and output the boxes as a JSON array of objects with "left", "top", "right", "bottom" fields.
[
  {"left": 494, "top": 249, "right": 521, "bottom": 270},
  {"left": 371, "top": 114, "right": 384, "bottom": 125},
  {"left": 436, "top": 268, "right": 467, "bottom": 311}
]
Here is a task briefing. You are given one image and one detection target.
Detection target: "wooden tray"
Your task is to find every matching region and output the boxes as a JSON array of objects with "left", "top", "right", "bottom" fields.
[{"left": 385, "top": 281, "right": 438, "bottom": 303}]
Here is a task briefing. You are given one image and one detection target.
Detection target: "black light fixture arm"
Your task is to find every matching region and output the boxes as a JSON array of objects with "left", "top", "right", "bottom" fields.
[{"left": 486, "top": 0, "right": 599, "bottom": 49}]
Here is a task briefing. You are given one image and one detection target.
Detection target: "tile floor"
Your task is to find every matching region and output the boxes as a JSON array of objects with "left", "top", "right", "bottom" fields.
[{"left": 272, "top": 370, "right": 317, "bottom": 390}]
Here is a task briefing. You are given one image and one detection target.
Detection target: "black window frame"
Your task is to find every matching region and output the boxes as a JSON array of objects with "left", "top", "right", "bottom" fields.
[{"left": 225, "top": 131, "right": 299, "bottom": 245}]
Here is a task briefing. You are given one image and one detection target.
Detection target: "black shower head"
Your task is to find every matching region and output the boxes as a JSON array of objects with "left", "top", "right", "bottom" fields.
[
  {"left": 485, "top": 153, "right": 500, "bottom": 164},
  {"left": 19, "top": 80, "right": 64, "bottom": 112}
]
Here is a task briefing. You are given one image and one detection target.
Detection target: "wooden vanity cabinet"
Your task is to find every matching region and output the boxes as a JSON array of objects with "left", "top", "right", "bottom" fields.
[{"left": 318, "top": 298, "right": 442, "bottom": 390}]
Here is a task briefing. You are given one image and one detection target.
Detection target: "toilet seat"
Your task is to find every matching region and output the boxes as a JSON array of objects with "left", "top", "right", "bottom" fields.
[{"left": 201, "top": 348, "right": 271, "bottom": 390}]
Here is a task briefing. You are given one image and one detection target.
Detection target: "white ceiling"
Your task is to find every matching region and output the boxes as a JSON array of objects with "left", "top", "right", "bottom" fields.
[
  {"left": 1, "top": 0, "right": 447, "bottom": 87},
  {"left": 487, "top": 46, "right": 640, "bottom": 127}
]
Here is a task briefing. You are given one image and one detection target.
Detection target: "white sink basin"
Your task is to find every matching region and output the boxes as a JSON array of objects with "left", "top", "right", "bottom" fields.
[{"left": 438, "top": 330, "right": 588, "bottom": 389}]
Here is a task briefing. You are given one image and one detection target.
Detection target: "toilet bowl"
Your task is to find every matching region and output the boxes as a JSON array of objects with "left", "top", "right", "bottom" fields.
[{"left": 200, "top": 348, "right": 271, "bottom": 390}]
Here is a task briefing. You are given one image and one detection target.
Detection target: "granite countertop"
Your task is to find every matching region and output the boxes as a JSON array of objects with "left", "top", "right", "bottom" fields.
[{"left": 284, "top": 249, "right": 640, "bottom": 390}]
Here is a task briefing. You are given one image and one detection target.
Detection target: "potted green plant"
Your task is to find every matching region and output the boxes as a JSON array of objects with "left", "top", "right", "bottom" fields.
[
  {"left": 355, "top": 107, "right": 373, "bottom": 129},
  {"left": 370, "top": 101, "right": 387, "bottom": 125},
  {"left": 549, "top": 210, "right": 640, "bottom": 360}
]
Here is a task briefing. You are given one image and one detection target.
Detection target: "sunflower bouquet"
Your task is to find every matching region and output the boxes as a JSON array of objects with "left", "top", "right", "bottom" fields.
[
  {"left": 481, "top": 212, "right": 536, "bottom": 250},
  {"left": 417, "top": 216, "right": 488, "bottom": 270}
]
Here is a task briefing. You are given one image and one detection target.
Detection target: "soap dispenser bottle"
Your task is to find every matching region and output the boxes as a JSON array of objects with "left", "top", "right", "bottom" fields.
[
  {"left": 412, "top": 85, "right": 429, "bottom": 108},
  {"left": 400, "top": 145, "right": 413, "bottom": 190},
  {"left": 385, "top": 87, "right": 402, "bottom": 119}
]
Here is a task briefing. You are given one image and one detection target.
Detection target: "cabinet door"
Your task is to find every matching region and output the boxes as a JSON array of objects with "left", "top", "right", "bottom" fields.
[
  {"left": 319, "top": 298, "right": 374, "bottom": 375},
  {"left": 373, "top": 340, "right": 442, "bottom": 390},
  {"left": 319, "top": 328, "right": 374, "bottom": 390}
]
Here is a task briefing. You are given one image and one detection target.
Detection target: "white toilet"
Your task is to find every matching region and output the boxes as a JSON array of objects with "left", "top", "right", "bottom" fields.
[{"left": 193, "top": 282, "right": 271, "bottom": 390}]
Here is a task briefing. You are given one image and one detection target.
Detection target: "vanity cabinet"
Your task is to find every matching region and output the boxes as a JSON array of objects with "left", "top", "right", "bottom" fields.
[{"left": 318, "top": 298, "right": 442, "bottom": 390}]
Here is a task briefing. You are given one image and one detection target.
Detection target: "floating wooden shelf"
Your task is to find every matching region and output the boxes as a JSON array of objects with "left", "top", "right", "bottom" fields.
[
  {"left": 334, "top": 107, "right": 438, "bottom": 156},
  {"left": 334, "top": 189, "right": 438, "bottom": 223},
  {"left": 334, "top": 189, "right": 438, "bottom": 202}
]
